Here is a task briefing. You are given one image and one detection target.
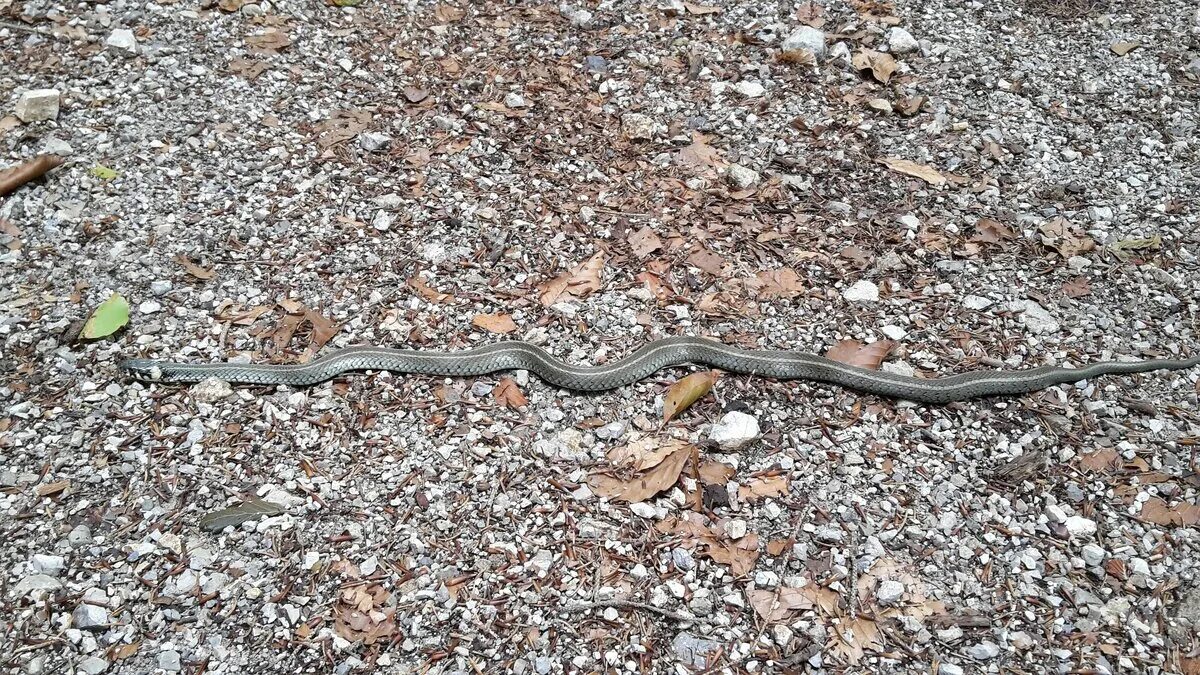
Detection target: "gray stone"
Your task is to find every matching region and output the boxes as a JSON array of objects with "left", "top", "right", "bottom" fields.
[
  {"left": 158, "top": 650, "right": 182, "bottom": 672},
  {"left": 67, "top": 525, "right": 92, "bottom": 547},
  {"left": 672, "top": 632, "right": 723, "bottom": 669},
  {"left": 105, "top": 29, "right": 138, "bottom": 56},
  {"left": 1081, "top": 544, "right": 1106, "bottom": 567},
  {"left": 30, "top": 554, "right": 66, "bottom": 576},
  {"left": 782, "top": 26, "right": 826, "bottom": 59},
  {"left": 671, "top": 547, "right": 695, "bottom": 571},
  {"left": 358, "top": 132, "right": 392, "bottom": 152},
  {"left": 814, "top": 524, "right": 844, "bottom": 544},
  {"left": 73, "top": 603, "right": 110, "bottom": 630},
  {"left": 12, "top": 574, "right": 63, "bottom": 597},
  {"left": 968, "top": 641, "right": 1000, "bottom": 660},
  {"left": 595, "top": 421, "right": 627, "bottom": 440},
  {"left": 725, "top": 164, "right": 760, "bottom": 189},
  {"left": 938, "top": 664, "right": 964, "bottom": 675},
  {"left": 1005, "top": 299, "right": 1059, "bottom": 334},
  {"left": 886, "top": 27, "right": 919, "bottom": 54},
  {"left": 78, "top": 657, "right": 109, "bottom": 675},
  {"left": 582, "top": 55, "right": 607, "bottom": 73},
  {"left": 621, "top": 113, "right": 657, "bottom": 140},
  {"left": 191, "top": 378, "right": 233, "bottom": 402},
  {"left": 15, "top": 89, "right": 61, "bottom": 123},
  {"left": 150, "top": 280, "right": 172, "bottom": 296},
  {"left": 876, "top": 579, "right": 904, "bottom": 606}
]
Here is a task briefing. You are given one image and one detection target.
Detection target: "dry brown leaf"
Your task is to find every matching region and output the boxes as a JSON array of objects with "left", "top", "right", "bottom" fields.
[
  {"left": 1, "top": 218, "right": 22, "bottom": 251},
  {"left": 316, "top": 109, "right": 371, "bottom": 149},
  {"left": 796, "top": 1, "right": 825, "bottom": 26},
  {"left": 1038, "top": 217, "right": 1095, "bottom": 258},
  {"left": 744, "top": 268, "right": 804, "bottom": 299},
  {"left": 434, "top": 4, "right": 466, "bottom": 22},
  {"left": 738, "top": 474, "right": 789, "bottom": 502},
  {"left": 0, "top": 154, "right": 65, "bottom": 198},
  {"left": 664, "top": 371, "right": 718, "bottom": 422},
  {"left": 111, "top": 641, "right": 140, "bottom": 660},
  {"left": 608, "top": 438, "right": 690, "bottom": 472},
  {"left": 1079, "top": 449, "right": 1119, "bottom": 473},
  {"left": 472, "top": 313, "right": 518, "bottom": 334},
  {"left": 0, "top": 116, "right": 20, "bottom": 137},
  {"left": 36, "top": 480, "right": 70, "bottom": 497},
  {"left": 1061, "top": 276, "right": 1091, "bottom": 298},
  {"left": 1181, "top": 656, "right": 1200, "bottom": 675},
  {"left": 246, "top": 28, "right": 291, "bottom": 53},
  {"left": 829, "top": 617, "right": 884, "bottom": 665},
  {"left": 1110, "top": 41, "right": 1139, "bottom": 56},
  {"left": 304, "top": 309, "right": 340, "bottom": 357},
  {"left": 493, "top": 378, "right": 528, "bottom": 409},
  {"left": 628, "top": 226, "right": 663, "bottom": 258},
  {"left": 174, "top": 254, "right": 215, "bottom": 280},
  {"left": 408, "top": 276, "right": 452, "bottom": 304},
  {"left": 686, "top": 248, "right": 728, "bottom": 276},
  {"left": 538, "top": 252, "right": 606, "bottom": 306},
  {"left": 895, "top": 95, "right": 925, "bottom": 116},
  {"left": 333, "top": 584, "right": 396, "bottom": 645},
  {"left": 699, "top": 460, "right": 735, "bottom": 485},
  {"left": 230, "top": 58, "right": 268, "bottom": 80},
  {"left": 852, "top": 49, "right": 897, "bottom": 83},
  {"left": 403, "top": 87, "right": 429, "bottom": 103},
  {"left": 704, "top": 532, "right": 759, "bottom": 576},
  {"left": 972, "top": 217, "right": 1015, "bottom": 244},
  {"left": 683, "top": 2, "right": 721, "bottom": 14},
  {"left": 676, "top": 132, "right": 728, "bottom": 168},
  {"left": 1140, "top": 498, "right": 1200, "bottom": 527},
  {"left": 877, "top": 157, "right": 946, "bottom": 185},
  {"left": 218, "top": 0, "right": 244, "bottom": 10},
  {"left": 825, "top": 340, "right": 894, "bottom": 370},
  {"left": 588, "top": 444, "right": 691, "bottom": 502}
]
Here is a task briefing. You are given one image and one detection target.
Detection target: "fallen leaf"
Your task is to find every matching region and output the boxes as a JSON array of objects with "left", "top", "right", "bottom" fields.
[
  {"left": 664, "top": 371, "right": 719, "bottom": 422},
  {"left": 852, "top": 49, "right": 897, "bottom": 83},
  {"left": 408, "top": 276, "right": 452, "bottom": 304},
  {"left": 1110, "top": 41, "right": 1139, "bottom": 56},
  {"left": 748, "top": 587, "right": 811, "bottom": 623},
  {"left": 1109, "top": 234, "right": 1161, "bottom": 259},
  {"left": 829, "top": 617, "right": 884, "bottom": 665},
  {"left": 199, "top": 498, "right": 284, "bottom": 532},
  {"left": 334, "top": 584, "right": 396, "bottom": 645},
  {"left": 686, "top": 248, "right": 728, "bottom": 276},
  {"left": 472, "top": 313, "right": 518, "bottom": 334},
  {"left": 174, "top": 254, "right": 215, "bottom": 280},
  {"left": 877, "top": 157, "right": 946, "bottom": 185},
  {"left": 589, "top": 444, "right": 691, "bottom": 502},
  {"left": 676, "top": 132, "right": 728, "bottom": 168},
  {"left": 230, "top": 58, "right": 269, "bottom": 80},
  {"left": 538, "top": 252, "right": 606, "bottom": 306},
  {"left": 0, "top": 154, "right": 65, "bottom": 197},
  {"left": 492, "top": 378, "right": 528, "bottom": 409},
  {"left": 704, "top": 532, "right": 759, "bottom": 576},
  {"left": 246, "top": 28, "right": 291, "bottom": 53},
  {"left": 972, "top": 217, "right": 1015, "bottom": 244},
  {"left": 1140, "top": 498, "right": 1200, "bottom": 527},
  {"left": 744, "top": 268, "right": 804, "bottom": 299},
  {"left": 434, "top": 4, "right": 466, "bottom": 22},
  {"left": 738, "top": 475, "right": 789, "bottom": 502},
  {"left": 1061, "top": 276, "right": 1091, "bottom": 298},
  {"left": 89, "top": 165, "right": 119, "bottom": 180},
  {"left": 1, "top": 218, "right": 22, "bottom": 251},
  {"left": 895, "top": 95, "right": 925, "bottom": 116},
  {"left": 683, "top": 2, "right": 721, "bottom": 14},
  {"left": 778, "top": 48, "right": 818, "bottom": 66},
  {"left": 316, "top": 109, "right": 371, "bottom": 149},
  {"left": 796, "top": 1, "right": 825, "bottom": 26},
  {"left": 1038, "top": 217, "right": 1095, "bottom": 258},
  {"left": 218, "top": 0, "right": 244, "bottom": 10},
  {"left": 36, "top": 480, "right": 70, "bottom": 497},
  {"left": 628, "top": 226, "right": 663, "bottom": 258},
  {"left": 303, "top": 309, "right": 339, "bottom": 356},
  {"left": 111, "top": 641, "right": 140, "bottom": 660},
  {"left": 82, "top": 293, "right": 130, "bottom": 340},
  {"left": 608, "top": 438, "right": 690, "bottom": 471},
  {"left": 403, "top": 87, "right": 429, "bottom": 103},
  {"left": 699, "top": 460, "right": 735, "bottom": 485},
  {"left": 1079, "top": 449, "right": 1118, "bottom": 473},
  {"left": 825, "top": 340, "right": 893, "bottom": 370}
]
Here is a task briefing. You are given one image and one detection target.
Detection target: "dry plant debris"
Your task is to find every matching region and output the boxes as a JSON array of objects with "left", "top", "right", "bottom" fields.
[{"left": 2, "top": 0, "right": 1200, "bottom": 673}]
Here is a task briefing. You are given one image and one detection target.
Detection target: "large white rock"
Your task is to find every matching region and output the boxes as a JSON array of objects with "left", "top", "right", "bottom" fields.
[
  {"left": 842, "top": 280, "right": 879, "bottom": 302},
  {"left": 15, "top": 89, "right": 61, "bottom": 123},
  {"left": 106, "top": 29, "right": 139, "bottom": 56},
  {"left": 782, "top": 26, "right": 826, "bottom": 59},
  {"left": 886, "top": 27, "right": 920, "bottom": 54},
  {"left": 709, "top": 411, "right": 759, "bottom": 450}
]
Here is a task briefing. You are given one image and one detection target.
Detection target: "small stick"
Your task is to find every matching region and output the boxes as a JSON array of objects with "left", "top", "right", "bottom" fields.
[
  {"left": 563, "top": 599, "right": 694, "bottom": 622},
  {"left": 0, "top": 155, "right": 65, "bottom": 197}
]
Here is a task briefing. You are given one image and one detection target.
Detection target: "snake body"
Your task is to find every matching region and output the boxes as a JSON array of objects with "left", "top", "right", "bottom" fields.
[{"left": 119, "top": 336, "right": 1200, "bottom": 404}]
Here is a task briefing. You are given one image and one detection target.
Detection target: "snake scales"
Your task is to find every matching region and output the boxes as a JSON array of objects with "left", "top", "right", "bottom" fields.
[{"left": 119, "top": 336, "right": 1200, "bottom": 404}]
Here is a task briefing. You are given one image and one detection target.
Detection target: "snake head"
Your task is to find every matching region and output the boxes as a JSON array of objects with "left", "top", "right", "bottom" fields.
[{"left": 120, "top": 358, "right": 172, "bottom": 382}]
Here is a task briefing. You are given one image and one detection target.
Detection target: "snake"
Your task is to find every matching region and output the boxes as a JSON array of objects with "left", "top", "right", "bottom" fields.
[{"left": 119, "top": 336, "right": 1200, "bottom": 404}]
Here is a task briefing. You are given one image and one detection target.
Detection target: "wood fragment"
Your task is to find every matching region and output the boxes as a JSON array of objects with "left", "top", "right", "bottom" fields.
[{"left": 0, "top": 155, "right": 65, "bottom": 197}]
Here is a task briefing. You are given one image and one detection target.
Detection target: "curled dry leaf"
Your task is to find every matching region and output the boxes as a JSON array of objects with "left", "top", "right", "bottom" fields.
[
  {"left": 737, "top": 474, "right": 789, "bottom": 502},
  {"left": 174, "top": 254, "right": 215, "bottom": 280},
  {"left": 699, "top": 460, "right": 735, "bottom": 485},
  {"left": 1110, "top": 41, "right": 1139, "bottom": 56},
  {"left": 1061, "top": 276, "right": 1091, "bottom": 298},
  {"left": 198, "top": 498, "right": 284, "bottom": 532},
  {"left": 492, "top": 377, "right": 528, "bottom": 409},
  {"left": 683, "top": 2, "right": 721, "bottom": 14},
  {"left": 316, "top": 109, "right": 371, "bottom": 149},
  {"left": 1079, "top": 449, "right": 1119, "bottom": 473},
  {"left": 676, "top": 132, "right": 728, "bottom": 169},
  {"left": 608, "top": 437, "right": 690, "bottom": 472},
  {"left": 663, "top": 371, "right": 719, "bottom": 422},
  {"left": 972, "top": 217, "right": 1015, "bottom": 244},
  {"left": 1140, "top": 498, "right": 1200, "bottom": 527},
  {"left": 538, "top": 252, "right": 606, "bottom": 306},
  {"left": 830, "top": 617, "right": 885, "bottom": 665},
  {"left": 1, "top": 219, "right": 22, "bottom": 251},
  {"left": 747, "top": 586, "right": 822, "bottom": 623},
  {"left": 1038, "top": 217, "right": 1095, "bottom": 258},
  {"left": 408, "top": 276, "right": 452, "bottom": 304},
  {"left": 877, "top": 157, "right": 946, "bottom": 186},
  {"left": 744, "top": 268, "right": 804, "bottom": 299},
  {"left": 246, "top": 28, "right": 291, "bottom": 53},
  {"left": 704, "top": 532, "right": 759, "bottom": 576},
  {"left": 852, "top": 49, "right": 897, "bottom": 84},
  {"left": 628, "top": 226, "right": 663, "bottom": 258},
  {"left": 472, "top": 313, "right": 518, "bottom": 334},
  {"left": 686, "top": 248, "right": 728, "bottom": 276},
  {"left": 588, "top": 443, "right": 692, "bottom": 502},
  {"left": 0, "top": 154, "right": 65, "bottom": 197},
  {"left": 824, "top": 339, "right": 894, "bottom": 370}
]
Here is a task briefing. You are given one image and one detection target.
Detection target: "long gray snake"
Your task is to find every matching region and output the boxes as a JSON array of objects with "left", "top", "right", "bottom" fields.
[{"left": 119, "top": 336, "right": 1200, "bottom": 404}]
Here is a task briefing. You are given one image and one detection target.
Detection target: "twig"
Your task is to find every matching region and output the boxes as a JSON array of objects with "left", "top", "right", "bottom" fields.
[
  {"left": 0, "top": 155, "right": 65, "bottom": 197},
  {"left": 563, "top": 600, "right": 694, "bottom": 622}
]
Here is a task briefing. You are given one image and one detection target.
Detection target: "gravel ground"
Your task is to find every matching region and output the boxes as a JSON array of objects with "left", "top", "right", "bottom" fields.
[{"left": 3, "top": 0, "right": 1200, "bottom": 673}]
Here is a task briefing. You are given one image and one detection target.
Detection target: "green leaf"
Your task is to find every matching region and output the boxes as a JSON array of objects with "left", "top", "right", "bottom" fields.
[
  {"left": 89, "top": 165, "right": 119, "bottom": 180},
  {"left": 331, "top": 0, "right": 360, "bottom": 5},
  {"left": 81, "top": 292, "right": 129, "bottom": 339},
  {"left": 199, "top": 498, "right": 285, "bottom": 532}
]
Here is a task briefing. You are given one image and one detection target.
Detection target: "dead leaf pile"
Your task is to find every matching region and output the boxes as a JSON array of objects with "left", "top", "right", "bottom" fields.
[
  {"left": 334, "top": 584, "right": 397, "bottom": 645},
  {"left": 245, "top": 28, "right": 291, "bottom": 54},
  {"left": 1038, "top": 217, "right": 1095, "bottom": 258},
  {"left": 538, "top": 252, "right": 606, "bottom": 305},
  {"left": 852, "top": 49, "right": 897, "bottom": 84},
  {"left": 1140, "top": 498, "right": 1200, "bottom": 527},
  {"left": 589, "top": 440, "right": 692, "bottom": 502},
  {"left": 656, "top": 513, "right": 761, "bottom": 576}
]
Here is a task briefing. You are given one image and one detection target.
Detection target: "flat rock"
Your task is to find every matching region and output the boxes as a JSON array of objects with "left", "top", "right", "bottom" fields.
[
  {"left": 782, "top": 26, "right": 826, "bottom": 59},
  {"left": 709, "top": 411, "right": 759, "bottom": 450},
  {"left": 15, "top": 89, "right": 61, "bottom": 123},
  {"left": 672, "top": 632, "right": 723, "bottom": 669}
]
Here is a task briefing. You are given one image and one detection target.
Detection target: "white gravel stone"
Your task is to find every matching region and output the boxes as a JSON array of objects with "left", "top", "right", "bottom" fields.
[
  {"left": 621, "top": 113, "right": 657, "bottom": 140},
  {"left": 158, "top": 650, "right": 182, "bottom": 672},
  {"left": 733, "top": 81, "right": 765, "bottom": 98},
  {"left": 876, "top": 579, "right": 904, "bottom": 606},
  {"left": 708, "top": 411, "right": 759, "bottom": 450},
  {"left": 725, "top": 164, "right": 760, "bottom": 189},
  {"left": 886, "top": 27, "right": 920, "bottom": 54},
  {"left": 30, "top": 554, "right": 65, "bottom": 576},
  {"left": 190, "top": 378, "right": 233, "bottom": 402},
  {"left": 359, "top": 132, "right": 392, "bottom": 152},
  {"left": 78, "top": 657, "right": 109, "bottom": 675},
  {"left": 725, "top": 519, "right": 748, "bottom": 540},
  {"left": 73, "top": 603, "right": 110, "bottom": 630},
  {"left": 1082, "top": 544, "right": 1106, "bottom": 567},
  {"left": 105, "top": 29, "right": 138, "bottom": 56},
  {"left": 12, "top": 574, "right": 63, "bottom": 597},
  {"left": 1065, "top": 516, "right": 1097, "bottom": 539},
  {"left": 15, "top": 89, "right": 61, "bottom": 122},
  {"left": 963, "top": 295, "right": 994, "bottom": 310},
  {"left": 842, "top": 280, "right": 880, "bottom": 302},
  {"left": 938, "top": 664, "right": 964, "bottom": 675},
  {"left": 968, "top": 641, "right": 1000, "bottom": 660},
  {"left": 1006, "top": 299, "right": 1060, "bottom": 334},
  {"left": 781, "top": 26, "right": 826, "bottom": 59}
]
